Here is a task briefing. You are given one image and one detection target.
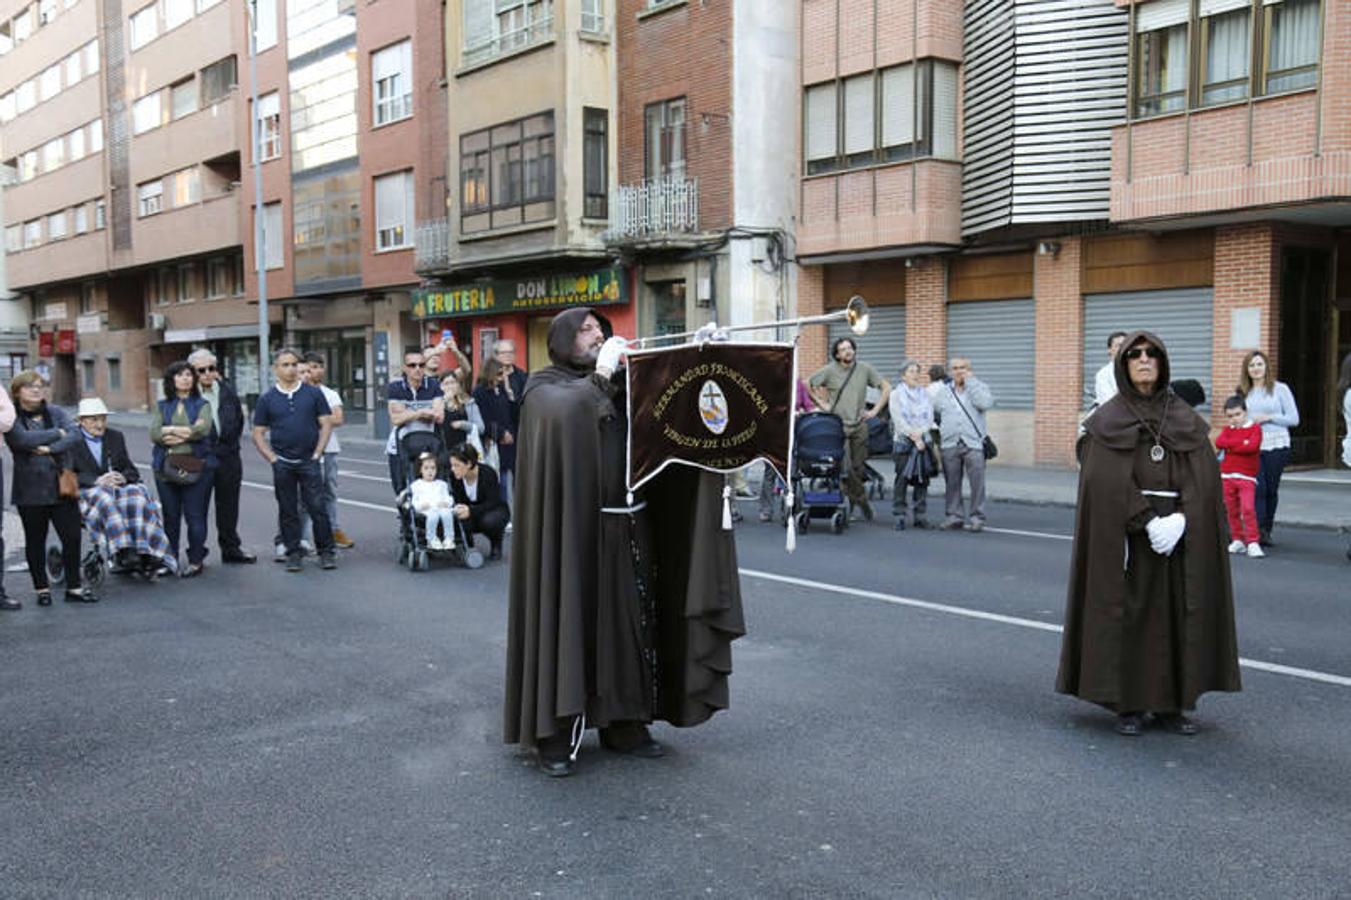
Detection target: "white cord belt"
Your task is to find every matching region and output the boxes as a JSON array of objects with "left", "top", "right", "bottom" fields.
[
  {"left": 601, "top": 501, "right": 648, "bottom": 515},
  {"left": 1140, "top": 490, "right": 1180, "bottom": 498}
]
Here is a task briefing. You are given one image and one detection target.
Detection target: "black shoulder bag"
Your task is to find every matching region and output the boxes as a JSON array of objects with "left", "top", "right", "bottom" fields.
[{"left": 948, "top": 383, "right": 998, "bottom": 460}]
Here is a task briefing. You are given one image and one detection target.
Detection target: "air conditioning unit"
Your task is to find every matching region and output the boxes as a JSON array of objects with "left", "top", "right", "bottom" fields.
[{"left": 149, "top": 313, "right": 167, "bottom": 330}]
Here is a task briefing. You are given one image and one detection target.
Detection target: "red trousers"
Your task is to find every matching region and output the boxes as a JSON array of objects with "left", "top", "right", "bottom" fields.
[{"left": 1223, "top": 477, "right": 1258, "bottom": 545}]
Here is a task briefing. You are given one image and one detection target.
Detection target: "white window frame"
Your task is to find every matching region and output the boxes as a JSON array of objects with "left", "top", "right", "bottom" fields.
[
  {"left": 68, "top": 125, "right": 85, "bottom": 160},
  {"left": 129, "top": 4, "right": 158, "bottom": 49},
  {"left": 0, "top": 92, "right": 14, "bottom": 123},
  {"left": 19, "top": 149, "right": 38, "bottom": 181},
  {"left": 82, "top": 39, "right": 98, "bottom": 72},
  {"left": 95, "top": 199, "right": 106, "bottom": 229},
  {"left": 167, "top": 166, "right": 200, "bottom": 207},
  {"left": 38, "top": 63, "right": 61, "bottom": 101},
  {"left": 63, "top": 50, "right": 81, "bottom": 86},
  {"left": 262, "top": 202, "right": 283, "bottom": 269},
  {"left": 89, "top": 119, "right": 103, "bottom": 153},
  {"left": 462, "top": 0, "right": 553, "bottom": 66},
  {"left": 16, "top": 79, "right": 36, "bottom": 113},
  {"left": 171, "top": 77, "right": 197, "bottom": 119},
  {"left": 253, "top": 0, "right": 276, "bottom": 51},
  {"left": 41, "top": 136, "right": 64, "bottom": 172},
  {"left": 372, "top": 40, "right": 413, "bottom": 126},
  {"left": 38, "top": 0, "right": 56, "bottom": 26},
  {"left": 374, "top": 170, "right": 414, "bottom": 251},
  {"left": 256, "top": 91, "right": 280, "bottom": 160},
  {"left": 163, "top": 0, "right": 191, "bottom": 31},
  {"left": 138, "top": 180, "right": 164, "bottom": 217},
  {"left": 196, "top": 0, "right": 222, "bottom": 10},
  {"left": 47, "top": 210, "right": 68, "bottom": 241},
  {"left": 5, "top": 225, "right": 21, "bottom": 253},
  {"left": 73, "top": 204, "right": 89, "bottom": 233},
  {"left": 133, "top": 91, "right": 162, "bottom": 134},
  {"left": 23, "top": 219, "right": 41, "bottom": 249}
]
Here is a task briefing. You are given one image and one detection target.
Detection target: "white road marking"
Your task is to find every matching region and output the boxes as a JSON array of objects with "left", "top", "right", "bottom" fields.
[
  {"left": 338, "top": 470, "right": 396, "bottom": 482},
  {"left": 984, "top": 526, "right": 1073, "bottom": 542},
  {"left": 335, "top": 456, "right": 389, "bottom": 467},
  {"left": 740, "top": 568, "right": 1351, "bottom": 689}
]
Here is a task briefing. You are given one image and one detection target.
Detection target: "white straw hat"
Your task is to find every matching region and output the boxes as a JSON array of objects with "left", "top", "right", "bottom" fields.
[{"left": 76, "top": 397, "right": 110, "bottom": 417}]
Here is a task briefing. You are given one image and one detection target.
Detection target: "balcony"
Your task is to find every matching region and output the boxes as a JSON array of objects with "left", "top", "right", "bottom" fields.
[
  {"left": 414, "top": 218, "right": 451, "bottom": 275},
  {"left": 461, "top": 15, "right": 554, "bottom": 70},
  {"left": 605, "top": 175, "right": 700, "bottom": 248}
]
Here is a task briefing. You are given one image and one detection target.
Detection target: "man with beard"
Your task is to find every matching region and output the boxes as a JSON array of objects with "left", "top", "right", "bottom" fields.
[
  {"left": 1056, "top": 331, "right": 1241, "bottom": 736},
  {"left": 505, "top": 308, "right": 745, "bottom": 777}
]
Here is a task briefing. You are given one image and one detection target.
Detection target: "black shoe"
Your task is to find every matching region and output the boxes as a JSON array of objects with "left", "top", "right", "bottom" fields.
[
  {"left": 859, "top": 500, "right": 874, "bottom": 521},
  {"left": 115, "top": 547, "right": 140, "bottom": 571},
  {"left": 0, "top": 595, "right": 20, "bottom": 611},
  {"left": 1154, "top": 713, "right": 1198, "bottom": 736},
  {"left": 1115, "top": 713, "right": 1145, "bottom": 736},
  {"left": 600, "top": 723, "right": 665, "bottom": 758},
  {"left": 36, "top": 590, "right": 53, "bottom": 607},
  {"left": 939, "top": 519, "right": 964, "bottom": 531},
  {"left": 180, "top": 563, "right": 205, "bottom": 579},
  {"left": 1259, "top": 529, "right": 1274, "bottom": 548},
  {"left": 222, "top": 550, "right": 257, "bottom": 564},
  {"left": 489, "top": 544, "right": 502, "bottom": 561},
  {"left": 64, "top": 587, "right": 98, "bottom": 603},
  {"left": 913, "top": 519, "right": 929, "bottom": 529},
  {"left": 286, "top": 554, "right": 303, "bottom": 573},
  {"left": 319, "top": 554, "right": 337, "bottom": 571},
  {"left": 893, "top": 517, "right": 906, "bottom": 531},
  {"left": 538, "top": 755, "right": 575, "bottom": 778}
]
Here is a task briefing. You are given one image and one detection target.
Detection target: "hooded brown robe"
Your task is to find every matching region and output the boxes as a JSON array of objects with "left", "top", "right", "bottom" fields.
[
  {"left": 504, "top": 307, "right": 745, "bottom": 748},
  {"left": 1056, "top": 331, "right": 1241, "bottom": 714}
]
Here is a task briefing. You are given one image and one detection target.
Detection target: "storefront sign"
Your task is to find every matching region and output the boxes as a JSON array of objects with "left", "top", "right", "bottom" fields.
[
  {"left": 411, "top": 268, "right": 627, "bottom": 321},
  {"left": 38, "top": 332, "right": 55, "bottom": 357},
  {"left": 76, "top": 313, "right": 102, "bottom": 334},
  {"left": 43, "top": 302, "right": 67, "bottom": 321},
  {"left": 56, "top": 330, "right": 77, "bottom": 354}
]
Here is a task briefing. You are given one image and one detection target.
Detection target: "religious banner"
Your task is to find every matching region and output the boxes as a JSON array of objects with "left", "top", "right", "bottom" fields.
[
  {"left": 411, "top": 268, "right": 628, "bottom": 320},
  {"left": 626, "top": 341, "right": 795, "bottom": 492}
]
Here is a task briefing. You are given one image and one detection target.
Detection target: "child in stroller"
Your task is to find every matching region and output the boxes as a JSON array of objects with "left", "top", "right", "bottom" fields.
[
  {"left": 791, "top": 411, "right": 851, "bottom": 534},
  {"left": 409, "top": 453, "right": 456, "bottom": 550},
  {"left": 395, "top": 431, "right": 483, "bottom": 571}
]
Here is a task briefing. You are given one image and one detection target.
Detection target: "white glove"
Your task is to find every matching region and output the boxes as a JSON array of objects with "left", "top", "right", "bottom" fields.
[
  {"left": 1146, "top": 512, "right": 1186, "bottom": 556},
  {"left": 595, "top": 336, "right": 629, "bottom": 378}
]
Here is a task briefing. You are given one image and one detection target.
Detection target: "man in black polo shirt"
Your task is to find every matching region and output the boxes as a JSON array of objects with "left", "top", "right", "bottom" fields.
[
  {"left": 252, "top": 348, "right": 337, "bottom": 572},
  {"left": 385, "top": 349, "right": 444, "bottom": 493}
]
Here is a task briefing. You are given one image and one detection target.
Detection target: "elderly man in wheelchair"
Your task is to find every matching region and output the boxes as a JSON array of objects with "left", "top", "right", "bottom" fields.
[{"left": 69, "top": 398, "right": 177, "bottom": 579}]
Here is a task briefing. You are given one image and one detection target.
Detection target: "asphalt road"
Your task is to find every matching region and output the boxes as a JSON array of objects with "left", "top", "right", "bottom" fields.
[{"left": 1, "top": 432, "right": 1349, "bottom": 897}]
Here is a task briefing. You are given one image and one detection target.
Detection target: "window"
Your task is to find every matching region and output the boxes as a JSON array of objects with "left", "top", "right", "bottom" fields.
[
  {"left": 171, "top": 78, "right": 197, "bottom": 119},
  {"left": 200, "top": 56, "right": 237, "bottom": 104},
  {"left": 163, "top": 0, "right": 191, "bottom": 31},
  {"left": 373, "top": 40, "right": 413, "bottom": 125},
  {"left": 255, "top": 91, "right": 280, "bottom": 160},
  {"left": 1200, "top": 2, "right": 1250, "bottom": 105},
  {"left": 462, "top": 0, "right": 553, "bottom": 66},
  {"left": 583, "top": 107, "right": 607, "bottom": 219},
  {"left": 69, "top": 125, "right": 85, "bottom": 160},
  {"left": 842, "top": 74, "right": 874, "bottom": 167},
  {"left": 155, "top": 268, "right": 173, "bottom": 305},
  {"left": 196, "top": 0, "right": 221, "bottom": 9},
  {"left": 133, "top": 92, "right": 162, "bottom": 134},
  {"left": 95, "top": 199, "right": 106, "bottom": 229},
  {"left": 1134, "top": 0, "right": 1189, "bottom": 116},
  {"left": 88, "top": 119, "right": 103, "bottom": 153},
  {"left": 253, "top": 0, "right": 276, "bottom": 51},
  {"left": 207, "top": 256, "right": 229, "bottom": 298},
  {"left": 0, "top": 92, "right": 13, "bottom": 123},
  {"left": 176, "top": 263, "right": 195, "bottom": 301},
  {"left": 374, "top": 170, "right": 414, "bottom": 250},
  {"left": 459, "top": 112, "right": 555, "bottom": 231},
  {"left": 82, "top": 39, "right": 98, "bottom": 73},
  {"left": 108, "top": 358, "right": 121, "bottom": 391},
  {"left": 0, "top": 20, "right": 10, "bottom": 55},
  {"left": 63, "top": 50, "right": 81, "bottom": 85},
  {"left": 73, "top": 204, "right": 89, "bottom": 233},
  {"left": 262, "top": 202, "right": 283, "bottom": 269},
  {"left": 19, "top": 150, "right": 38, "bottom": 181},
  {"left": 39, "top": 64, "right": 61, "bottom": 101},
  {"left": 129, "top": 4, "right": 157, "bottom": 49},
  {"left": 167, "top": 167, "right": 200, "bottom": 207},
  {"left": 231, "top": 253, "right": 245, "bottom": 294},
  {"left": 81, "top": 359, "right": 95, "bottom": 393},
  {"left": 644, "top": 97, "right": 686, "bottom": 180},
  {"left": 79, "top": 281, "right": 94, "bottom": 312},
  {"left": 41, "top": 136, "right": 64, "bottom": 172},
  {"left": 1266, "top": 0, "right": 1320, "bottom": 93},
  {"left": 581, "top": 0, "right": 603, "bottom": 32},
  {"left": 5, "top": 225, "right": 20, "bottom": 253},
  {"left": 38, "top": 0, "right": 56, "bottom": 25},
  {"left": 47, "top": 211, "right": 67, "bottom": 241},
  {"left": 23, "top": 219, "right": 41, "bottom": 248},
  {"left": 13, "top": 8, "right": 33, "bottom": 43},
  {"left": 17, "top": 80, "right": 36, "bottom": 113},
  {"left": 138, "top": 180, "right": 163, "bottom": 216}
]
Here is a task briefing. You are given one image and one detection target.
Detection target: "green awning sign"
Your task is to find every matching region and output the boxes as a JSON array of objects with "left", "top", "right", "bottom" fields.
[{"left": 412, "top": 268, "right": 628, "bottom": 320}]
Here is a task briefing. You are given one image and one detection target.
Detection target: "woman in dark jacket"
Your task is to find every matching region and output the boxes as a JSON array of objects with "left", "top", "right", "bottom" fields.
[
  {"left": 472, "top": 358, "right": 516, "bottom": 509},
  {"left": 4, "top": 370, "right": 91, "bottom": 604},
  {"left": 448, "top": 445, "right": 510, "bottom": 560},
  {"left": 150, "top": 361, "right": 216, "bottom": 577}
]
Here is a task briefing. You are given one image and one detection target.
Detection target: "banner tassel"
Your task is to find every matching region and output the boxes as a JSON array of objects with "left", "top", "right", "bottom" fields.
[
  {"left": 626, "top": 490, "right": 634, "bottom": 507},
  {"left": 722, "top": 484, "right": 733, "bottom": 531},
  {"left": 785, "top": 491, "right": 797, "bottom": 552}
]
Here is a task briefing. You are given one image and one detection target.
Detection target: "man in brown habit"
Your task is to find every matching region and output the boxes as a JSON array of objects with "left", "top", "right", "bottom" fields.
[
  {"left": 504, "top": 307, "right": 745, "bottom": 777},
  {"left": 1057, "top": 330, "right": 1241, "bottom": 736}
]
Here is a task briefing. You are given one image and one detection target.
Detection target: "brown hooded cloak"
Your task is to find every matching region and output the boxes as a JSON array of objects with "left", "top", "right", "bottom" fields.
[
  {"left": 1056, "top": 331, "right": 1241, "bottom": 713},
  {"left": 504, "top": 308, "right": 745, "bottom": 748}
]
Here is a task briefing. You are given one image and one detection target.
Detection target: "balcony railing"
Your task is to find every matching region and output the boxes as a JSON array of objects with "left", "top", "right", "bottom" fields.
[
  {"left": 606, "top": 175, "right": 699, "bottom": 244},
  {"left": 415, "top": 218, "right": 451, "bottom": 274},
  {"left": 462, "top": 15, "right": 554, "bottom": 69}
]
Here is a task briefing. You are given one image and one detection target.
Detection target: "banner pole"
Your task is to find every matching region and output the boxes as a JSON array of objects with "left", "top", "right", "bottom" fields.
[{"left": 785, "top": 332, "right": 800, "bottom": 553}]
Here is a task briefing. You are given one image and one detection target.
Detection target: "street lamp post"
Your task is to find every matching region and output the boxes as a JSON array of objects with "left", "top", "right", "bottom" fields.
[{"left": 245, "top": 0, "right": 268, "bottom": 389}]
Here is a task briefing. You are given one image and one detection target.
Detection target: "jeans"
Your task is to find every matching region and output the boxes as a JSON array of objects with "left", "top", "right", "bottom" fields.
[
  {"left": 208, "top": 451, "right": 245, "bottom": 554},
  {"left": 499, "top": 468, "right": 513, "bottom": 512},
  {"left": 156, "top": 470, "right": 215, "bottom": 565},
  {"left": 465, "top": 506, "right": 510, "bottom": 550},
  {"left": 19, "top": 502, "right": 82, "bottom": 590},
  {"left": 1255, "top": 447, "right": 1290, "bottom": 533},
  {"left": 301, "top": 453, "right": 340, "bottom": 541},
  {"left": 422, "top": 507, "right": 456, "bottom": 544},
  {"left": 941, "top": 442, "right": 986, "bottom": 525},
  {"left": 274, "top": 458, "right": 333, "bottom": 556}
]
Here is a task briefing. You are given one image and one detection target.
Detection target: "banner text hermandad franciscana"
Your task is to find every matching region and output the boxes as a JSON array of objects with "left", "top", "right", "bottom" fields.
[
  {"left": 626, "top": 342, "right": 795, "bottom": 492},
  {"left": 411, "top": 268, "right": 627, "bottom": 320}
]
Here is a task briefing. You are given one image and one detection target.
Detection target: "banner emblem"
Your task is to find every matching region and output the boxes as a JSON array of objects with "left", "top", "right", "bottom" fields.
[{"left": 698, "top": 380, "right": 729, "bottom": 435}]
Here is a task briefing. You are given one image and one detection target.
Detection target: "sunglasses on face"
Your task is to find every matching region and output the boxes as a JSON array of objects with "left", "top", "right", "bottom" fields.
[
  {"left": 1124, "top": 347, "right": 1162, "bottom": 361},
  {"left": 194, "top": 365, "right": 216, "bottom": 374},
  {"left": 405, "top": 362, "right": 425, "bottom": 368}
]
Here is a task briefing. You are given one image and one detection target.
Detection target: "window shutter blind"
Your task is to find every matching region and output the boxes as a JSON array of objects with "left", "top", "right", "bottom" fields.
[
  {"left": 843, "top": 74, "right": 874, "bottom": 156},
  {"left": 931, "top": 61, "right": 959, "bottom": 158},
  {"left": 464, "top": 0, "right": 493, "bottom": 47},
  {"left": 1199, "top": 0, "right": 1248, "bottom": 16},
  {"left": 373, "top": 45, "right": 399, "bottom": 80},
  {"left": 805, "top": 83, "right": 837, "bottom": 161},
  {"left": 881, "top": 64, "right": 914, "bottom": 146},
  {"left": 1136, "top": 0, "right": 1189, "bottom": 30},
  {"left": 376, "top": 175, "right": 401, "bottom": 229},
  {"left": 258, "top": 91, "right": 279, "bottom": 118}
]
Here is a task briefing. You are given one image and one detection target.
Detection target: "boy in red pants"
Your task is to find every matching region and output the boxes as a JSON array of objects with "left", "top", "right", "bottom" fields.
[{"left": 1215, "top": 395, "right": 1263, "bottom": 558}]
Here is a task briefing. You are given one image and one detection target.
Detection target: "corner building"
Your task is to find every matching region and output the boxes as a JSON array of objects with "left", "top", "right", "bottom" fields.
[{"left": 797, "top": 0, "right": 1349, "bottom": 467}]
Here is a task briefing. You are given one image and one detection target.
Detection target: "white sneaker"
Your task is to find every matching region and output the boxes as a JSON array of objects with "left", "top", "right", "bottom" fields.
[
  {"left": 1246, "top": 542, "right": 1265, "bottom": 558},
  {"left": 274, "top": 542, "right": 287, "bottom": 562},
  {"left": 504, "top": 522, "right": 513, "bottom": 534},
  {"left": 427, "top": 536, "right": 443, "bottom": 551},
  {"left": 1228, "top": 540, "right": 1245, "bottom": 554}
]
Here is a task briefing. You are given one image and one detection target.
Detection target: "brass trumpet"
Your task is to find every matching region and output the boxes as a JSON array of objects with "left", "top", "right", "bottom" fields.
[{"left": 629, "top": 295, "right": 869, "bottom": 347}]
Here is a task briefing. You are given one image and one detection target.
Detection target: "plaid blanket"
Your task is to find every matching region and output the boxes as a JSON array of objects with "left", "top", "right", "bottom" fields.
[{"left": 79, "top": 483, "right": 178, "bottom": 573}]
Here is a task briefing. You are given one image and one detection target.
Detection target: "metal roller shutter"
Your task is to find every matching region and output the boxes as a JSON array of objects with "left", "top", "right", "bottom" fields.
[
  {"left": 1082, "top": 289, "right": 1214, "bottom": 409},
  {"left": 947, "top": 299, "right": 1035, "bottom": 409},
  {"left": 828, "top": 305, "right": 907, "bottom": 384}
]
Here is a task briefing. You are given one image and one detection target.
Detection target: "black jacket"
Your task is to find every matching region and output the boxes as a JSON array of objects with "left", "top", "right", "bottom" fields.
[
  {"left": 212, "top": 379, "right": 246, "bottom": 456},
  {"left": 70, "top": 427, "right": 141, "bottom": 488},
  {"left": 5, "top": 403, "right": 82, "bottom": 506},
  {"left": 449, "top": 464, "right": 508, "bottom": 517}
]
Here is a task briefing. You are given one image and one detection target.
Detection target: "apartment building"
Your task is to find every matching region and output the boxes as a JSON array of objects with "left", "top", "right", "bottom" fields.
[
  {"left": 1, "top": 0, "right": 255, "bottom": 408},
  {"left": 607, "top": 0, "right": 797, "bottom": 342},
  {"left": 797, "top": 0, "right": 1347, "bottom": 467},
  {"left": 415, "top": 0, "right": 634, "bottom": 372},
  {"left": 0, "top": 162, "right": 31, "bottom": 381}
]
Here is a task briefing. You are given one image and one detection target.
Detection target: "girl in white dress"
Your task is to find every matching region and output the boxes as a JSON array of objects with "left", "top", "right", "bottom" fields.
[{"left": 410, "top": 453, "right": 455, "bottom": 550}]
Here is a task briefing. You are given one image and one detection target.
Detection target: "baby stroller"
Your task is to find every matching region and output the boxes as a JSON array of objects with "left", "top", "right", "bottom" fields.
[
  {"left": 791, "top": 411, "right": 850, "bottom": 535},
  {"left": 394, "top": 429, "right": 484, "bottom": 572},
  {"left": 863, "top": 414, "right": 892, "bottom": 502}
]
